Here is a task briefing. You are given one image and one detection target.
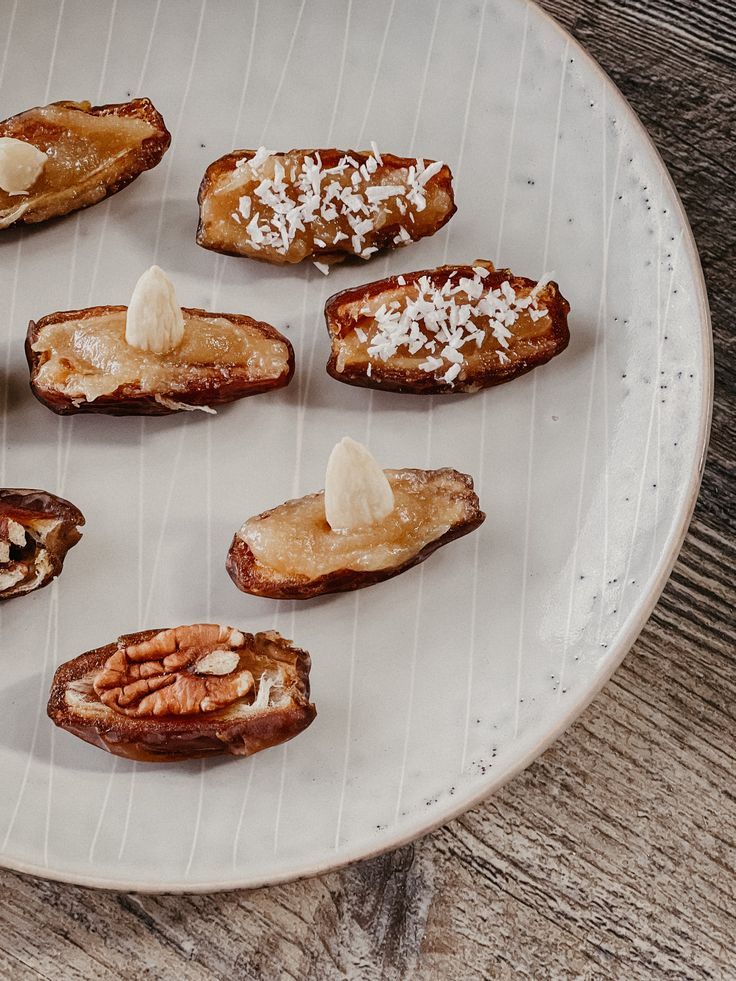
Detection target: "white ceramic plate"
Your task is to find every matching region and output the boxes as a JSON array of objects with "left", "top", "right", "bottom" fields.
[{"left": 0, "top": 0, "right": 710, "bottom": 892}]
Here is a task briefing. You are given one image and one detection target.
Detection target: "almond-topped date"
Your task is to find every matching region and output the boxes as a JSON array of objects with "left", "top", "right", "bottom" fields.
[
  {"left": 0, "top": 489, "right": 84, "bottom": 599},
  {"left": 196, "top": 146, "right": 456, "bottom": 266},
  {"left": 0, "top": 98, "right": 170, "bottom": 229},
  {"left": 325, "top": 261, "right": 571, "bottom": 393},
  {"left": 26, "top": 305, "right": 294, "bottom": 415},
  {"left": 47, "top": 624, "right": 316, "bottom": 762},
  {"left": 227, "top": 467, "right": 485, "bottom": 600}
]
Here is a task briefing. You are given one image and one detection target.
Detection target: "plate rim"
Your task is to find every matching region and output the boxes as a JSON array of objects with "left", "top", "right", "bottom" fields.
[{"left": 0, "top": 0, "right": 713, "bottom": 893}]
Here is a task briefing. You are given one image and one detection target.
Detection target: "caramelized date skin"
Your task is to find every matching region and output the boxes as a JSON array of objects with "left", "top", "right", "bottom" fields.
[
  {"left": 47, "top": 628, "right": 316, "bottom": 763},
  {"left": 325, "top": 264, "right": 571, "bottom": 394},
  {"left": 196, "top": 148, "right": 456, "bottom": 263},
  {"left": 0, "top": 488, "right": 84, "bottom": 599},
  {"left": 26, "top": 305, "right": 295, "bottom": 416},
  {"left": 0, "top": 99, "right": 170, "bottom": 228},
  {"left": 226, "top": 469, "right": 485, "bottom": 600}
]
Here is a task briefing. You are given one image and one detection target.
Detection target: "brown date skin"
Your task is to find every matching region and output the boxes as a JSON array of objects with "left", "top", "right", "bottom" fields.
[
  {"left": 196, "top": 148, "right": 457, "bottom": 263},
  {"left": 226, "top": 469, "right": 485, "bottom": 600},
  {"left": 324, "top": 264, "right": 571, "bottom": 394},
  {"left": 26, "top": 306, "right": 295, "bottom": 416},
  {"left": 47, "top": 628, "right": 316, "bottom": 763},
  {"left": 0, "top": 489, "right": 84, "bottom": 599}
]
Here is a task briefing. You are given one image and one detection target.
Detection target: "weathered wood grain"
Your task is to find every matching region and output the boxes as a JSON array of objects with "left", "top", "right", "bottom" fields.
[{"left": 0, "top": 2, "right": 733, "bottom": 979}]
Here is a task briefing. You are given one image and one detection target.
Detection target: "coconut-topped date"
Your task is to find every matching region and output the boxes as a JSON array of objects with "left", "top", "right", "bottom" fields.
[
  {"left": 227, "top": 437, "right": 485, "bottom": 599},
  {"left": 48, "top": 624, "right": 316, "bottom": 762},
  {"left": 27, "top": 267, "right": 294, "bottom": 415},
  {"left": 0, "top": 99, "right": 170, "bottom": 229},
  {"left": 197, "top": 145, "right": 456, "bottom": 269},
  {"left": 0, "top": 489, "right": 84, "bottom": 599},
  {"left": 325, "top": 262, "right": 571, "bottom": 393}
]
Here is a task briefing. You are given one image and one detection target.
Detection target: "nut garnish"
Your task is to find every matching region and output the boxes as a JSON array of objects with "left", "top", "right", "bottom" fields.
[
  {"left": 94, "top": 624, "right": 254, "bottom": 717},
  {"left": 0, "top": 516, "right": 27, "bottom": 563},
  {"left": 0, "top": 136, "right": 47, "bottom": 195},
  {"left": 125, "top": 265, "right": 185, "bottom": 354},
  {"left": 324, "top": 437, "right": 395, "bottom": 532}
]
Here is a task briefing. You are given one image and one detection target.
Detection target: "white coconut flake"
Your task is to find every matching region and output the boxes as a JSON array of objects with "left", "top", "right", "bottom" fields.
[
  {"left": 313, "top": 261, "right": 330, "bottom": 276},
  {"left": 530, "top": 271, "right": 555, "bottom": 298},
  {"left": 366, "top": 185, "right": 404, "bottom": 202},
  {"left": 250, "top": 146, "right": 273, "bottom": 170},
  {"left": 417, "top": 159, "right": 444, "bottom": 186},
  {"left": 443, "top": 362, "right": 462, "bottom": 384}
]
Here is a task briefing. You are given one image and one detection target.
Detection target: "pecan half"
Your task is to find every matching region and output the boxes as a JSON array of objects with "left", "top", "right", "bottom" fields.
[
  {"left": 325, "top": 262, "right": 570, "bottom": 393},
  {"left": 227, "top": 468, "right": 485, "bottom": 600},
  {"left": 26, "top": 305, "right": 294, "bottom": 415},
  {"left": 0, "top": 489, "right": 84, "bottom": 599},
  {"left": 48, "top": 625, "right": 316, "bottom": 762},
  {"left": 197, "top": 147, "right": 455, "bottom": 265},
  {"left": 0, "top": 98, "right": 170, "bottom": 229},
  {"left": 94, "top": 625, "right": 255, "bottom": 717}
]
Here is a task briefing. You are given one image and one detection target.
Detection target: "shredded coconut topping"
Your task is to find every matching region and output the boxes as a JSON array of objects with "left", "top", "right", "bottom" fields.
[
  {"left": 361, "top": 269, "right": 550, "bottom": 385},
  {"left": 232, "top": 145, "right": 445, "bottom": 260}
]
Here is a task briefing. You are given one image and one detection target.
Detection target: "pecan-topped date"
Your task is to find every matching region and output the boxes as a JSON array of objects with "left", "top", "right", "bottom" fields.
[
  {"left": 48, "top": 625, "right": 316, "bottom": 762},
  {"left": 325, "top": 261, "right": 570, "bottom": 393},
  {"left": 0, "top": 98, "right": 170, "bottom": 229},
  {"left": 26, "top": 305, "right": 295, "bottom": 416},
  {"left": 0, "top": 489, "right": 84, "bottom": 599},
  {"left": 197, "top": 146, "right": 456, "bottom": 265}
]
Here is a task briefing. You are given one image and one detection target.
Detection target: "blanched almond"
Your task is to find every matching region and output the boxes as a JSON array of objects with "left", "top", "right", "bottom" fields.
[
  {"left": 125, "top": 266, "right": 185, "bottom": 354},
  {"left": 324, "top": 437, "right": 394, "bottom": 531},
  {"left": 0, "top": 136, "right": 47, "bottom": 195}
]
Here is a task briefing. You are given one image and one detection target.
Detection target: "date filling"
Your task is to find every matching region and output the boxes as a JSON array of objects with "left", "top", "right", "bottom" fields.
[
  {"left": 240, "top": 469, "right": 471, "bottom": 578},
  {"left": 0, "top": 513, "right": 58, "bottom": 594}
]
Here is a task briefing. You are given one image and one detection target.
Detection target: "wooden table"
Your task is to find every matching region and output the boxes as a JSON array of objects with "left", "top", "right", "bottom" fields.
[{"left": 1, "top": 2, "right": 732, "bottom": 977}]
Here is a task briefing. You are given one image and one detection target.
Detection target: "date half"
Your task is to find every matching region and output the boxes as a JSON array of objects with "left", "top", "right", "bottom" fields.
[
  {"left": 48, "top": 624, "right": 316, "bottom": 762},
  {"left": 227, "top": 468, "right": 485, "bottom": 599},
  {"left": 26, "top": 305, "right": 295, "bottom": 415},
  {"left": 325, "top": 261, "right": 571, "bottom": 394},
  {"left": 0, "top": 489, "right": 84, "bottom": 599},
  {"left": 0, "top": 98, "right": 170, "bottom": 229}
]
